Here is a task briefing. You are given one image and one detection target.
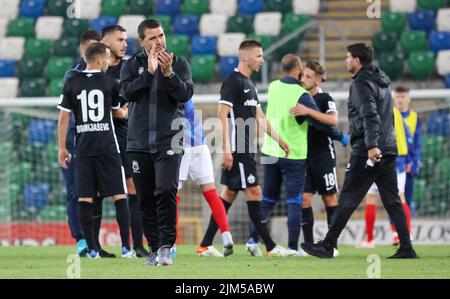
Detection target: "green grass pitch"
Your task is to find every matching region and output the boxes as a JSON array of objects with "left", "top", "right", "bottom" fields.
[{"left": 0, "top": 245, "right": 449, "bottom": 279}]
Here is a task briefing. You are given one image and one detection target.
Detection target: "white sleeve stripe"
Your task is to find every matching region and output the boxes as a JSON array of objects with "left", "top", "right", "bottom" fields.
[
  {"left": 112, "top": 104, "right": 121, "bottom": 110},
  {"left": 326, "top": 109, "right": 337, "bottom": 114},
  {"left": 219, "top": 100, "right": 233, "bottom": 107},
  {"left": 57, "top": 105, "right": 71, "bottom": 112}
]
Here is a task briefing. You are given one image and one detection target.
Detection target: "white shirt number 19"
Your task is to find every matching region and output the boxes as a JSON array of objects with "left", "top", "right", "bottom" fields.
[{"left": 77, "top": 89, "right": 105, "bottom": 122}]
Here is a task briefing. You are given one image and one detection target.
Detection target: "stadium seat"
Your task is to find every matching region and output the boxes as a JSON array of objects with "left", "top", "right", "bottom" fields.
[
  {"left": 379, "top": 52, "right": 405, "bottom": 80},
  {"left": 199, "top": 14, "right": 228, "bottom": 36},
  {"left": 239, "top": 0, "right": 263, "bottom": 15},
  {"left": 0, "top": 18, "right": 8, "bottom": 38},
  {"left": 0, "top": 78, "right": 19, "bottom": 97},
  {"left": 40, "top": 205, "right": 66, "bottom": 221},
  {"left": 418, "top": 0, "right": 444, "bottom": 11},
  {"left": 219, "top": 56, "right": 239, "bottom": 78},
  {"left": 118, "top": 15, "right": 146, "bottom": 39},
  {"left": 422, "top": 135, "right": 444, "bottom": 158},
  {"left": 254, "top": 12, "right": 282, "bottom": 36},
  {"left": 0, "top": 0, "right": 20, "bottom": 20},
  {"left": 372, "top": 31, "right": 398, "bottom": 56},
  {"left": 437, "top": 8, "right": 450, "bottom": 32},
  {"left": 35, "top": 16, "right": 63, "bottom": 40},
  {"left": 218, "top": 33, "right": 246, "bottom": 56},
  {"left": 408, "top": 50, "right": 435, "bottom": 79},
  {"left": 20, "top": 78, "right": 46, "bottom": 96},
  {"left": 190, "top": 55, "right": 215, "bottom": 83},
  {"left": 166, "top": 34, "right": 189, "bottom": 57},
  {"left": 400, "top": 30, "right": 427, "bottom": 56},
  {"left": 23, "top": 183, "right": 49, "bottom": 211},
  {"left": 0, "top": 37, "right": 25, "bottom": 60},
  {"left": 125, "top": 38, "right": 138, "bottom": 56},
  {"left": 156, "top": 0, "right": 181, "bottom": 17},
  {"left": 129, "top": 0, "right": 154, "bottom": 15},
  {"left": 429, "top": 31, "right": 450, "bottom": 52},
  {"left": 282, "top": 13, "right": 311, "bottom": 33},
  {"left": 227, "top": 15, "right": 254, "bottom": 35},
  {"left": 20, "top": 0, "right": 45, "bottom": 19},
  {"left": 9, "top": 162, "right": 31, "bottom": 185},
  {"left": 408, "top": 10, "right": 435, "bottom": 32},
  {"left": 390, "top": 0, "right": 416, "bottom": 13},
  {"left": 381, "top": 11, "right": 407, "bottom": 34},
  {"left": 149, "top": 15, "right": 172, "bottom": 34},
  {"left": 53, "top": 37, "right": 79, "bottom": 57},
  {"left": 210, "top": 0, "right": 237, "bottom": 16},
  {"left": 191, "top": 35, "right": 217, "bottom": 55},
  {"left": 47, "top": 78, "right": 64, "bottom": 96},
  {"left": 102, "top": 0, "right": 127, "bottom": 17},
  {"left": 7, "top": 17, "right": 35, "bottom": 38},
  {"left": 413, "top": 179, "right": 426, "bottom": 206},
  {"left": 293, "top": 0, "right": 320, "bottom": 15},
  {"left": 265, "top": 0, "right": 292, "bottom": 14},
  {"left": 438, "top": 158, "right": 450, "bottom": 183},
  {"left": 173, "top": 15, "right": 199, "bottom": 36},
  {"left": 63, "top": 18, "right": 89, "bottom": 38},
  {"left": 445, "top": 74, "right": 450, "bottom": 88},
  {"left": 436, "top": 50, "right": 450, "bottom": 76},
  {"left": 25, "top": 38, "right": 52, "bottom": 59},
  {"left": 427, "top": 112, "right": 450, "bottom": 136},
  {"left": 46, "top": 0, "right": 69, "bottom": 16},
  {"left": 46, "top": 57, "right": 75, "bottom": 80},
  {"left": 90, "top": 16, "right": 118, "bottom": 34},
  {"left": 247, "top": 34, "right": 273, "bottom": 50},
  {"left": 17, "top": 58, "right": 46, "bottom": 79},
  {"left": 28, "top": 118, "right": 56, "bottom": 144},
  {"left": 182, "top": 0, "right": 209, "bottom": 16},
  {"left": 0, "top": 60, "right": 16, "bottom": 77},
  {"left": 73, "top": 0, "right": 101, "bottom": 19}
]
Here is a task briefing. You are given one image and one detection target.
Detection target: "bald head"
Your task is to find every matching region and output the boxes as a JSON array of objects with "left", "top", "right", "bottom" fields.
[{"left": 281, "top": 54, "right": 302, "bottom": 73}]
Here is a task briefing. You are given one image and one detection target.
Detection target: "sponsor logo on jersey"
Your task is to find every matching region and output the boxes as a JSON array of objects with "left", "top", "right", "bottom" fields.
[
  {"left": 138, "top": 67, "right": 144, "bottom": 75},
  {"left": 244, "top": 99, "right": 258, "bottom": 107}
]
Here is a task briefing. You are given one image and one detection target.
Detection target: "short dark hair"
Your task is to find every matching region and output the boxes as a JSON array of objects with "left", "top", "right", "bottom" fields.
[
  {"left": 347, "top": 43, "right": 373, "bottom": 65},
  {"left": 239, "top": 40, "right": 262, "bottom": 51},
  {"left": 80, "top": 30, "right": 102, "bottom": 45},
  {"left": 281, "top": 54, "right": 301, "bottom": 72},
  {"left": 85, "top": 42, "right": 109, "bottom": 63},
  {"left": 305, "top": 60, "right": 325, "bottom": 76},
  {"left": 138, "top": 19, "right": 162, "bottom": 39},
  {"left": 395, "top": 86, "right": 410, "bottom": 93},
  {"left": 101, "top": 25, "right": 126, "bottom": 38}
]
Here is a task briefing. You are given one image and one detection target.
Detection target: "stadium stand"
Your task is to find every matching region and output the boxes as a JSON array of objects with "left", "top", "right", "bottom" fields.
[
  {"left": 191, "top": 35, "right": 217, "bottom": 55},
  {"left": 0, "top": 0, "right": 20, "bottom": 21},
  {"left": 436, "top": 50, "right": 450, "bottom": 76},
  {"left": 437, "top": 8, "right": 450, "bottom": 31},
  {"left": 210, "top": 0, "right": 237, "bottom": 16},
  {"left": 0, "top": 60, "right": 16, "bottom": 77},
  {"left": 101, "top": 0, "right": 128, "bottom": 17},
  {"left": 118, "top": 15, "right": 146, "bottom": 38},
  {"left": 254, "top": 12, "right": 282, "bottom": 36},
  {"left": 0, "top": 78, "right": 19, "bottom": 97},
  {"left": 156, "top": 0, "right": 181, "bottom": 17},
  {"left": 0, "top": 37, "right": 25, "bottom": 60},
  {"left": 173, "top": 15, "right": 199, "bottom": 36},
  {"left": 46, "top": 0, "right": 70, "bottom": 17},
  {"left": 75, "top": 0, "right": 102, "bottom": 19},
  {"left": 90, "top": 16, "right": 118, "bottom": 33},
  {"left": 181, "top": 0, "right": 209, "bottom": 16},
  {"left": 293, "top": 0, "right": 320, "bottom": 15},
  {"left": 390, "top": 0, "right": 417, "bottom": 13},
  {"left": 217, "top": 32, "right": 245, "bottom": 56},
  {"left": 238, "top": 0, "right": 264, "bottom": 16},
  {"left": 199, "top": 13, "right": 227, "bottom": 36},
  {"left": 408, "top": 10, "right": 435, "bottom": 32},
  {"left": 20, "top": 0, "right": 46, "bottom": 19},
  {"left": 0, "top": 18, "right": 8, "bottom": 38}
]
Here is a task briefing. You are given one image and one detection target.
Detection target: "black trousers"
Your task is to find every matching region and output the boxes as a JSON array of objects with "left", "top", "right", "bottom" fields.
[
  {"left": 128, "top": 151, "right": 182, "bottom": 251},
  {"left": 324, "top": 155, "right": 412, "bottom": 250}
]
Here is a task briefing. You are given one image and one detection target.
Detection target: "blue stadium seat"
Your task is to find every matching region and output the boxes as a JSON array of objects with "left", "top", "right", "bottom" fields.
[
  {"left": 429, "top": 30, "right": 450, "bottom": 52},
  {"left": 445, "top": 74, "right": 450, "bottom": 88},
  {"left": 20, "top": 0, "right": 45, "bottom": 19},
  {"left": 90, "top": 16, "right": 118, "bottom": 33},
  {"left": 220, "top": 56, "right": 239, "bottom": 78},
  {"left": 408, "top": 10, "right": 435, "bottom": 32},
  {"left": 191, "top": 35, "right": 217, "bottom": 55},
  {"left": 126, "top": 38, "right": 139, "bottom": 56},
  {"left": 239, "top": 0, "right": 264, "bottom": 15},
  {"left": 173, "top": 15, "right": 199, "bottom": 36},
  {"left": 427, "top": 112, "right": 450, "bottom": 136},
  {"left": 23, "top": 183, "right": 49, "bottom": 211},
  {"left": 28, "top": 119, "right": 56, "bottom": 144},
  {"left": 156, "top": 0, "right": 181, "bottom": 17},
  {"left": 0, "top": 60, "right": 16, "bottom": 77}
]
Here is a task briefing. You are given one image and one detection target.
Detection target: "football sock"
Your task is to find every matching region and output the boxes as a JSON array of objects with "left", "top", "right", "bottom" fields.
[
  {"left": 79, "top": 202, "right": 97, "bottom": 251},
  {"left": 203, "top": 189, "right": 229, "bottom": 233},
  {"left": 287, "top": 203, "right": 302, "bottom": 250},
  {"left": 365, "top": 203, "right": 377, "bottom": 242},
  {"left": 92, "top": 196, "right": 103, "bottom": 250},
  {"left": 200, "top": 198, "right": 231, "bottom": 247},
  {"left": 246, "top": 201, "right": 276, "bottom": 252},
  {"left": 128, "top": 194, "right": 143, "bottom": 248},
  {"left": 114, "top": 198, "right": 131, "bottom": 250},
  {"left": 301, "top": 207, "right": 314, "bottom": 244}
]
